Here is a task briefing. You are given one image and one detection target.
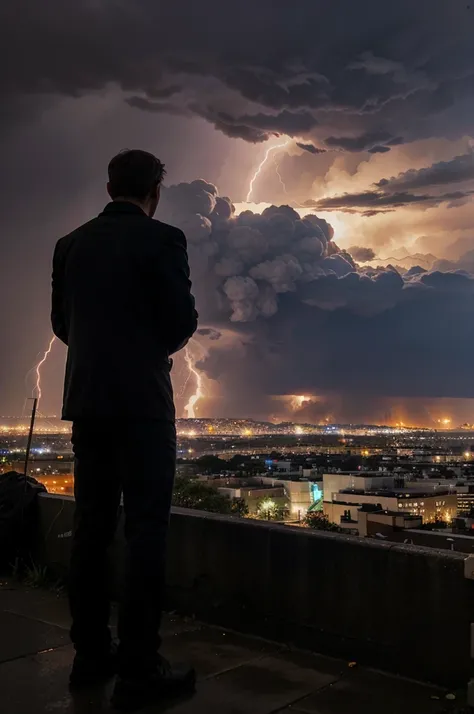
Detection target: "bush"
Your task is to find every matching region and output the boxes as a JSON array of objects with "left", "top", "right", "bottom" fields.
[
  {"left": 231, "top": 497, "right": 249, "bottom": 517},
  {"left": 304, "top": 511, "right": 340, "bottom": 532}
]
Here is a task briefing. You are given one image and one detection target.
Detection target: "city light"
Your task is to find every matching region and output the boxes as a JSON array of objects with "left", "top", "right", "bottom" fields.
[{"left": 437, "top": 417, "right": 452, "bottom": 427}]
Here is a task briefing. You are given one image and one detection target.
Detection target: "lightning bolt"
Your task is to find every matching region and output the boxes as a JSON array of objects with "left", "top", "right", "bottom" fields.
[
  {"left": 273, "top": 156, "right": 289, "bottom": 195},
  {"left": 246, "top": 139, "right": 291, "bottom": 202},
  {"left": 33, "top": 335, "right": 56, "bottom": 406},
  {"left": 178, "top": 362, "right": 192, "bottom": 398},
  {"left": 184, "top": 341, "right": 205, "bottom": 418}
]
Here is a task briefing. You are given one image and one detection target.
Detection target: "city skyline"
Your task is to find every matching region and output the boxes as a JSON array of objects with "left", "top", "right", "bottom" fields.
[{"left": 1, "top": 1, "right": 474, "bottom": 425}]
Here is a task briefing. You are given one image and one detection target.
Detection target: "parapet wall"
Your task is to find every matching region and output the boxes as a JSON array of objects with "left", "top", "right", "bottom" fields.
[{"left": 37, "top": 493, "right": 474, "bottom": 687}]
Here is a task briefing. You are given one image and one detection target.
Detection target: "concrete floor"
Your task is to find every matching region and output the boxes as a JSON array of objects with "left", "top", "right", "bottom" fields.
[{"left": 0, "top": 579, "right": 468, "bottom": 713}]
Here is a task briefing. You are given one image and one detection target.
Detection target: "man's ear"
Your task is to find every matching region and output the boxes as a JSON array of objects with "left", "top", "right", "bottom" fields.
[{"left": 106, "top": 182, "right": 113, "bottom": 199}]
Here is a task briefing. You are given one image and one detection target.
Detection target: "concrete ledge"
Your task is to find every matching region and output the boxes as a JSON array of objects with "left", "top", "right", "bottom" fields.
[{"left": 36, "top": 493, "right": 474, "bottom": 687}]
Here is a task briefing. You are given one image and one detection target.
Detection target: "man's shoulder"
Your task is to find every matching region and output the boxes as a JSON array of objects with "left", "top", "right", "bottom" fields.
[
  {"left": 149, "top": 219, "right": 185, "bottom": 242},
  {"left": 141, "top": 219, "right": 187, "bottom": 254},
  {"left": 55, "top": 215, "right": 186, "bottom": 254},
  {"left": 56, "top": 217, "right": 100, "bottom": 246}
]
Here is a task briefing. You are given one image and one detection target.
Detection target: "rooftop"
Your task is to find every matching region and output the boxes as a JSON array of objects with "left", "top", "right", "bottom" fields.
[
  {"left": 374, "top": 509, "right": 422, "bottom": 519},
  {"left": 339, "top": 488, "right": 452, "bottom": 498},
  {"left": 323, "top": 471, "right": 389, "bottom": 476},
  {"left": 0, "top": 579, "right": 467, "bottom": 714}
]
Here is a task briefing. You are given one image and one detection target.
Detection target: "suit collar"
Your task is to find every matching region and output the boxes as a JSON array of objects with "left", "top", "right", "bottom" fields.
[{"left": 100, "top": 201, "right": 147, "bottom": 216}]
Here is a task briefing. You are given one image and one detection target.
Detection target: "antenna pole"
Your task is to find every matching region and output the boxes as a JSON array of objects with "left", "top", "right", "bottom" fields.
[{"left": 23, "top": 397, "right": 38, "bottom": 487}]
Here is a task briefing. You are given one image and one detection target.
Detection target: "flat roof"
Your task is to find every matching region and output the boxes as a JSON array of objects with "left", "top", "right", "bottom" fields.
[
  {"left": 339, "top": 488, "right": 452, "bottom": 498},
  {"left": 369, "top": 510, "right": 422, "bottom": 519},
  {"left": 324, "top": 471, "right": 392, "bottom": 476}
]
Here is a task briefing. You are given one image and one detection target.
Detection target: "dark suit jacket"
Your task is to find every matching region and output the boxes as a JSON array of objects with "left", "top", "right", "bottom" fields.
[{"left": 51, "top": 201, "right": 198, "bottom": 421}]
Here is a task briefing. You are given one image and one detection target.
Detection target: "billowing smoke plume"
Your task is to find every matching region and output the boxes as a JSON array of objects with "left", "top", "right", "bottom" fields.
[{"left": 158, "top": 180, "right": 474, "bottom": 418}]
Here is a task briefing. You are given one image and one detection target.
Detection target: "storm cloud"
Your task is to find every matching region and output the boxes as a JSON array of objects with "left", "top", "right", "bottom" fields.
[
  {"left": 296, "top": 143, "right": 326, "bottom": 155},
  {"left": 1, "top": 0, "right": 474, "bottom": 423},
  {"left": 307, "top": 189, "right": 474, "bottom": 214},
  {"left": 324, "top": 132, "right": 401, "bottom": 153},
  {"left": 157, "top": 179, "right": 474, "bottom": 409},
  {"left": 348, "top": 246, "right": 376, "bottom": 262},
  {"left": 3, "top": 1, "right": 474, "bottom": 150},
  {"left": 376, "top": 151, "right": 474, "bottom": 192}
]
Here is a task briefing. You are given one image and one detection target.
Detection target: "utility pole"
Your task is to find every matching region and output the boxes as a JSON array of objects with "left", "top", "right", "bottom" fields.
[
  {"left": 23, "top": 397, "right": 38, "bottom": 487},
  {"left": 14, "top": 398, "right": 38, "bottom": 574}
]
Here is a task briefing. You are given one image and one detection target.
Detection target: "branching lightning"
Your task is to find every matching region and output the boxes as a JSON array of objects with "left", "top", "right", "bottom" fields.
[
  {"left": 184, "top": 341, "right": 205, "bottom": 418},
  {"left": 30, "top": 333, "right": 208, "bottom": 419},
  {"left": 34, "top": 335, "right": 56, "bottom": 406},
  {"left": 246, "top": 139, "right": 291, "bottom": 202}
]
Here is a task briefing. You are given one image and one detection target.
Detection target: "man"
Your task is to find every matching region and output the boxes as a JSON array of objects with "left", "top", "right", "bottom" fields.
[{"left": 51, "top": 149, "right": 198, "bottom": 711}]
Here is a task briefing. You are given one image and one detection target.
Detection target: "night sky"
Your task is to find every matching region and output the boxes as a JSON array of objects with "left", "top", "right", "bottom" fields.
[{"left": 1, "top": 0, "right": 474, "bottom": 426}]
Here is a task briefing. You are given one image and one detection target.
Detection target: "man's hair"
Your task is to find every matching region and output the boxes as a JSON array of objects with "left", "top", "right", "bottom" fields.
[{"left": 107, "top": 149, "right": 166, "bottom": 201}]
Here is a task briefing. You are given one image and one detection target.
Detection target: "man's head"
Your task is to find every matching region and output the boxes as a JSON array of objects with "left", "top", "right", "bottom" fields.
[{"left": 107, "top": 149, "right": 166, "bottom": 217}]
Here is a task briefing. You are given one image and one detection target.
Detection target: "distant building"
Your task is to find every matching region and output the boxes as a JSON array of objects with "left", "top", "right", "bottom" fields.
[
  {"left": 259, "top": 475, "right": 322, "bottom": 517},
  {"left": 456, "top": 485, "right": 474, "bottom": 515},
  {"left": 406, "top": 477, "right": 474, "bottom": 515},
  {"left": 323, "top": 471, "right": 457, "bottom": 527},
  {"left": 323, "top": 472, "right": 397, "bottom": 502},
  {"left": 357, "top": 507, "right": 423, "bottom": 537},
  {"left": 217, "top": 484, "right": 287, "bottom": 515}
]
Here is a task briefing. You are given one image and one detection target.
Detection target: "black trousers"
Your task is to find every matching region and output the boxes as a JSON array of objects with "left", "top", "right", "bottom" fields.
[{"left": 69, "top": 419, "right": 176, "bottom": 675}]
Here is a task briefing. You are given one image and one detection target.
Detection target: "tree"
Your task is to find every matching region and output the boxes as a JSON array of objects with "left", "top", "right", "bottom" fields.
[
  {"left": 172, "top": 477, "right": 246, "bottom": 516},
  {"left": 304, "top": 511, "right": 340, "bottom": 532},
  {"left": 195, "top": 455, "right": 224, "bottom": 474},
  {"left": 255, "top": 498, "right": 288, "bottom": 521},
  {"left": 225, "top": 454, "right": 247, "bottom": 470}
]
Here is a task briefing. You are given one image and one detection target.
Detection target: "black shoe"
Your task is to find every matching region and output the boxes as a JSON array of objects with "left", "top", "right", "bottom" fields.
[
  {"left": 111, "top": 656, "right": 196, "bottom": 711},
  {"left": 69, "top": 643, "right": 118, "bottom": 689}
]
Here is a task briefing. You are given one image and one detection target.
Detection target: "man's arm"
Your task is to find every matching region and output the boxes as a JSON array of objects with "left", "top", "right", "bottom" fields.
[
  {"left": 51, "top": 240, "right": 69, "bottom": 345},
  {"left": 160, "top": 229, "right": 198, "bottom": 355}
]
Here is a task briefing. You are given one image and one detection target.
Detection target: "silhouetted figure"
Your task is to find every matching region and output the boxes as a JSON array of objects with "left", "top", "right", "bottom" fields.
[{"left": 52, "top": 149, "right": 198, "bottom": 710}]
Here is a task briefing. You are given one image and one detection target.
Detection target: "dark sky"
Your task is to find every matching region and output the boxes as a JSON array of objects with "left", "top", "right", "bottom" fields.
[{"left": 1, "top": 0, "right": 474, "bottom": 425}]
